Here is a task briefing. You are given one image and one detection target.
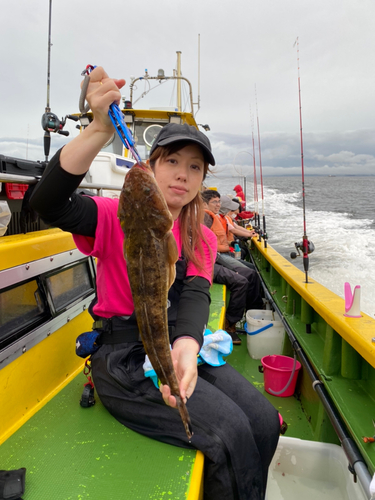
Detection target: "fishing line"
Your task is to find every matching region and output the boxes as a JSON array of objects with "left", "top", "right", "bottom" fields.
[{"left": 255, "top": 85, "right": 267, "bottom": 247}]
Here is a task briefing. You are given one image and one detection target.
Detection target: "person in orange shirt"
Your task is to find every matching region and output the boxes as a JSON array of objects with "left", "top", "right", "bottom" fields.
[{"left": 201, "top": 190, "right": 264, "bottom": 329}]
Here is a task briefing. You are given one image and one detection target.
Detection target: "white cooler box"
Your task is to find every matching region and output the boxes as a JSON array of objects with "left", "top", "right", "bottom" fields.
[
  {"left": 245, "top": 309, "right": 285, "bottom": 360},
  {"left": 266, "top": 436, "right": 367, "bottom": 500},
  {"left": 88, "top": 152, "right": 136, "bottom": 198}
]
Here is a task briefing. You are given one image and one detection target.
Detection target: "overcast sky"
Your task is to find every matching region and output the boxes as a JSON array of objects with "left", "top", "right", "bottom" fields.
[{"left": 1, "top": 0, "right": 374, "bottom": 176}]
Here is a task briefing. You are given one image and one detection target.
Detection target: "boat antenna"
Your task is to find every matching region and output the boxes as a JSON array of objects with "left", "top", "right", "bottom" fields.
[
  {"left": 197, "top": 34, "right": 201, "bottom": 114},
  {"left": 255, "top": 85, "right": 267, "bottom": 247},
  {"left": 290, "top": 37, "right": 314, "bottom": 283},
  {"left": 250, "top": 106, "right": 259, "bottom": 232},
  {"left": 41, "top": 0, "right": 71, "bottom": 162}
]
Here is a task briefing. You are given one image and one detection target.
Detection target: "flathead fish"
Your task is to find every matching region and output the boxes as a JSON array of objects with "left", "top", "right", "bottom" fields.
[{"left": 118, "top": 162, "right": 193, "bottom": 440}]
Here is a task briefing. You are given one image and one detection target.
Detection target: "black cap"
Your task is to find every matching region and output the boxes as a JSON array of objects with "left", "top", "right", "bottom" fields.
[{"left": 149, "top": 123, "right": 215, "bottom": 166}]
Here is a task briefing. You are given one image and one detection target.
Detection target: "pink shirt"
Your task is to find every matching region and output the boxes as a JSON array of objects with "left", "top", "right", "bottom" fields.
[{"left": 73, "top": 197, "right": 217, "bottom": 318}]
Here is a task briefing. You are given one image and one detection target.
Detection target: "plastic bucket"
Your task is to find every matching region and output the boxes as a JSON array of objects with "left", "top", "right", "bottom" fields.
[
  {"left": 245, "top": 309, "right": 285, "bottom": 360},
  {"left": 261, "top": 355, "right": 301, "bottom": 397}
]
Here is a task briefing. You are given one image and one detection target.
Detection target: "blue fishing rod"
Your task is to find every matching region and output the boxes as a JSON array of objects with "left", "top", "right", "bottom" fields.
[{"left": 290, "top": 38, "right": 314, "bottom": 284}]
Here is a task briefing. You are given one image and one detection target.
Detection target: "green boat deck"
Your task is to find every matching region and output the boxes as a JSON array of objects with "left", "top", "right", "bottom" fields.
[{"left": 0, "top": 284, "right": 313, "bottom": 499}]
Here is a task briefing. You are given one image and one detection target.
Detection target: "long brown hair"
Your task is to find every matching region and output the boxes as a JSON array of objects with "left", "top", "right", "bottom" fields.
[{"left": 149, "top": 141, "right": 212, "bottom": 271}]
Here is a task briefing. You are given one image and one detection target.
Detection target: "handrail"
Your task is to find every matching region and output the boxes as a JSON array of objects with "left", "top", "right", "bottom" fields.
[
  {"left": 0, "top": 173, "right": 122, "bottom": 193},
  {"left": 129, "top": 75, "right": 194, "bottom": 115}
]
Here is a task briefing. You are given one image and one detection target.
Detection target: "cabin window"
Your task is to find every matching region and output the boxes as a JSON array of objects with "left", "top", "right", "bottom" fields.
[
  {"left": 0, "top": 257, "right": 96, "bottom": 351},
  {"left": 134, "top": 122, "right": 165, "bottom": 161},
  {"left": 42, "top": 259, "right": 95, "bottom": 315},
  {"left": 0, "top": 279, "right": 49, "bottom": 349}
]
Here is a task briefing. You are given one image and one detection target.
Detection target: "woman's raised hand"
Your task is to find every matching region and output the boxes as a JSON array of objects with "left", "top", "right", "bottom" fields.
[
  {"left": 60, "top": 67, "right": 126, "bottom": 174},
  {"left": 83, "top": 66, "right": 126, "bottom": 133}
]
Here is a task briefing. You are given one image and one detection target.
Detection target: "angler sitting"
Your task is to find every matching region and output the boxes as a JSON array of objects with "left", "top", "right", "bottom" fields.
[
  {"left": 30, "top": 66, "right": 279, "bottom": 500},
  {"left": 219, "top": 196, "right": 256, "bottom": 267},
  {"left": 201, "top": 189, "right": 264, "bottom": 312},
  {"left": 213, "top": 263, "right": 249, "bottom": 345},
  {"left": 202, "top": 190, "right": 257, "bottom": 270}
]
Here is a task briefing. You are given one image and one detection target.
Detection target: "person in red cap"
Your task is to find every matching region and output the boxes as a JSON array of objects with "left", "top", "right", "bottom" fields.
[{"left": 233, "top": 184, "right": 246, "bottom": 208}]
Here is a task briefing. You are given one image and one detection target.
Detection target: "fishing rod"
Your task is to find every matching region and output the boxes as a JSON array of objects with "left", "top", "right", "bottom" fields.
[
  {"left": 290, "top": 37, "right": 314, "bottom": 283},
  {"left": 250, "top": 107, "right": 260, "bottom": 233},
  {"left": 41, "top": 0, "right": 76, "bottom": 161},
  {"left": 255, "top": 85, "right": 267, "bottom": 247},
  {"left": 252, "top": 130, "right": 260, "bottom": 232}
]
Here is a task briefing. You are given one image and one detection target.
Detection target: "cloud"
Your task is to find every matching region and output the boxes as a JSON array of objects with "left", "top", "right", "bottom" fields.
[
  {"left": 208, "top": 129, "right": 375, "bottom": 176},
  {"left": 1, "top": 126, "right": 374, "bottom": 178},
  {"left": 0, "top": 136, "right": 70, "bottom": 162}
]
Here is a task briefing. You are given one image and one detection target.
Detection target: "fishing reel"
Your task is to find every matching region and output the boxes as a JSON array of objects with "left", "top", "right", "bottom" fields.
[
  {"left": 41, "top": 112, "right": 71, "bottom": 136},
  {"left": 41, "top": 111, "right": 79, "bottom": 160},
  {"left": 290, "top": 240, "right": 315, "bottom": 259},
  {"left": 41, "top": 112, "right": 79, "bottom": 135}
]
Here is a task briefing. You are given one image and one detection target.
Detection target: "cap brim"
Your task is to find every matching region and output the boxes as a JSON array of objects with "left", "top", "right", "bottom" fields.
[{"left": 157, "top": 134, "right": 216, "bottom": 166}]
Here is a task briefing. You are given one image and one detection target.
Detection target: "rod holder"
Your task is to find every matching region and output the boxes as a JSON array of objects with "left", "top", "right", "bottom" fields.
[{"left": 344, "top": 282, "right": 362, "bottom": 318}]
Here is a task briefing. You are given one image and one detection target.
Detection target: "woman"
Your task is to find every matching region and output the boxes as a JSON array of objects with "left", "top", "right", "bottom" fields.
[{"left": 30, "top": 67, "right": 279, "bottom": 500}]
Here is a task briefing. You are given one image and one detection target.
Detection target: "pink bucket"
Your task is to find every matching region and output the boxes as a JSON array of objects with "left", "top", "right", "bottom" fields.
[{"left": 261, "top": 355, "right": 301, "bottom": 397}]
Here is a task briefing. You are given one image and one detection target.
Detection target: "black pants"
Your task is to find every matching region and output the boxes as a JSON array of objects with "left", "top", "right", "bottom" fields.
[
  {"left": 232, "top": 265, "right": 264, "bottom": 311},
  {"left": 213, "top": 263, "right": 248, "bottom": 325},
  {"left": 91, "top": 343, "right": 280, "bottom": 500},
  {"left": 216, "top": 258, "right": 263, "bottom": 312}
]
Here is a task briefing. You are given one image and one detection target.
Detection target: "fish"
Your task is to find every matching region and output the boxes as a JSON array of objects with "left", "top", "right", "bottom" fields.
[{"left": 117, "top": 162, "right": 193, "bottom": 440}]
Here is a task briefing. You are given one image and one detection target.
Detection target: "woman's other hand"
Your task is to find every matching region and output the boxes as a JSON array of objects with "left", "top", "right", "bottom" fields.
[{"left": 160, "top": 338, "right": 199, "bottom": 407}]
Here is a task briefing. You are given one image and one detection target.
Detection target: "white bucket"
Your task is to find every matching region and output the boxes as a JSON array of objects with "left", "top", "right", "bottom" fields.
[{"left": 245, "top": 309, "right": 284, "bottom": 360}]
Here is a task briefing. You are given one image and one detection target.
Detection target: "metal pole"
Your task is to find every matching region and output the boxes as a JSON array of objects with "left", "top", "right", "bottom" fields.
[
  {"left": 197, "top": 35, "right": 200, "bottom": 113},
  {"left": 176, "top": 51, "right": 182, "bottom": 112}
]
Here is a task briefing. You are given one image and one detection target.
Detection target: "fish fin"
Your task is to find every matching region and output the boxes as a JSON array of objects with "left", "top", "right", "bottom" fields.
[
  {"left": 166, "top": 232, "right": 178, "bottom": 289},
  {"left": 176, "top": 396, "right": 193, "bottom": 440}
]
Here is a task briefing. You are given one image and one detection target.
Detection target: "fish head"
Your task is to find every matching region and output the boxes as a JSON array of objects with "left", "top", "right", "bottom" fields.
[{"left": 118, "top": 162, "right": 174, "bottom": 240}]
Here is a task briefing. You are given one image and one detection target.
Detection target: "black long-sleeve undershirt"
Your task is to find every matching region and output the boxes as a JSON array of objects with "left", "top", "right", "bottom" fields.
[
  {"left": 30, "top": 148, "right": 98, "bottom": 236},
  {"left": 30, "top": 148, "right": 210, "bottom": 348}
]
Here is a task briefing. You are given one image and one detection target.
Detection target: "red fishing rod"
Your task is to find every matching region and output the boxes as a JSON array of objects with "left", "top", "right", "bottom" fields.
[
  {"left": 290, "top": 37, "right": 314, "bottom": 283},
  {"left": 252, "top": 130, "right": 260, "bottom": 231},
  {"left": 255, "top": 86, "right": 267, "bottom": 247},
  {"left": 250, "top": 107, "right": 260, "bottom": 232}
]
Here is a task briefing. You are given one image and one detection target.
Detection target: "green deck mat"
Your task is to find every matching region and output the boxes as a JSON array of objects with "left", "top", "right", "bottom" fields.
[
  {"left": 227, "top": 332, "right": 314, "bottom": 441},
  {"left": 0, "top": 285, "right": 312, "bottom": 499},
  {"left": 0, "top": 375, "right": 197, "bottom": 500}
]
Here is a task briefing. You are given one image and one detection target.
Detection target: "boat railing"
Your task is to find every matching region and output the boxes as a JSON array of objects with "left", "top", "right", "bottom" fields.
[
  {"left": 0, "top": 173, "right": 122, "bottom": 195},
  {"left": 129, "top": 75, "right": 194, "bottom": 115}
]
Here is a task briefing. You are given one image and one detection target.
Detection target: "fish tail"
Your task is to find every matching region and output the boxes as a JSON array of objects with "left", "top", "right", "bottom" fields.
[{"left": 176, "top": 396, "right": 193, "bottom": 441}]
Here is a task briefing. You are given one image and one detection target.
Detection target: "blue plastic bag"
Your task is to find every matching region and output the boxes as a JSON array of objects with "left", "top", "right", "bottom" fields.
[{"left": 76, "top": 331, "right": 101, "bottom": 358}]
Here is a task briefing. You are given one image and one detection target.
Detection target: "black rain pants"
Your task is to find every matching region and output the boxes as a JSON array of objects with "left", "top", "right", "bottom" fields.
[
  {"left": 213, "top": 263, "right": 248, "bottom": 325},
  {"left": 91, "top": 342, "right": 280, "bottom": 500}
]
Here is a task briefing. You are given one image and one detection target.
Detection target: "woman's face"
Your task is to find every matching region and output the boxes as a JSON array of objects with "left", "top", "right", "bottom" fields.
[{"left": 154, "top": 144, "right": 205, "bottom": 219}]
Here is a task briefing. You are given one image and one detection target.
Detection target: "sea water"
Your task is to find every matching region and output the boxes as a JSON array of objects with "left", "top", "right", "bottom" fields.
[{"left": 207, "top": 175, "right": 375, "bottom": 318}]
